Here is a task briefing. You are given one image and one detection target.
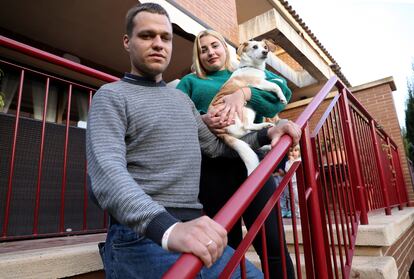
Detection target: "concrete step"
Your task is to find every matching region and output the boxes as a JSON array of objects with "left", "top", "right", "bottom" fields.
[
  {"left": 241, "top": 207, "right": 414, "bottom": 278},
  {"left": 1, "top": 207, "right": 411, "bottom": 278},
  {"left": 242, "top": 207, "right": 414, "bottom": 256},
  {"left": 244, "top": 251, "right": 398, "bottom": 279},
  {"left": 0, "top": 234, "right": 105, "bottom": 279},
  {"left": 0, "top": 234, "right": 400, "bottom": 279}
]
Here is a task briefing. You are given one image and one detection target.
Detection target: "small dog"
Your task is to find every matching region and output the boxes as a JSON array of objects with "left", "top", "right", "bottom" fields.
[{"left": 210, "top": 39, "right": 288, "bottom": 175}]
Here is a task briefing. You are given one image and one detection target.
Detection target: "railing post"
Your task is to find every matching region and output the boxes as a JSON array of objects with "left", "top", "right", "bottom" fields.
[
  {"left": 390, "top": 144, "right": 411, "bottom": 206},
  {"left": 370, "top": 121, "right": 392, "bottom": 215},
  {"left": 301, "top": 123, "right": 330, "bottom": 279},
  {"left": 1, "top": 69, "right": 25, "bottom": 238},
  {"left": 338, "top": 89, "right": 369, "bottom": 224},
  {"left": 33, "top": 77, "right": 50, "bottom": 235},
  {"left": 387, "top": 138, "right": 403, "bottom": 210},
  {"left": 59, "top": 84, "right": 72, "bottom": 232}
]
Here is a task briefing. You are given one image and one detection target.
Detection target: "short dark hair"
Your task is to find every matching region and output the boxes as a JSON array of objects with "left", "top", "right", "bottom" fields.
[{"left": 125, "top": 3, "right": 171, "bottom": 36}]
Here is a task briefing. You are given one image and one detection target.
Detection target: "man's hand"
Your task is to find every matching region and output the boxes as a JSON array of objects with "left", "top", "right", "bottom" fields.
[
  {"left": 167, "top": 216, "right": 228, "bottom": 268},
  {"left": 267, "top": 120, "right": 301, "bottom": 147},
  {"left": 201, "top": 113, "right": 230, "bottom": 135}
]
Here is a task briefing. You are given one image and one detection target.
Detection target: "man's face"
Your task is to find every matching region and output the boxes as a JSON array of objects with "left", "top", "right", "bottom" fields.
[{"left": 123, "top": 11, "right": 172, "bottom": 82}]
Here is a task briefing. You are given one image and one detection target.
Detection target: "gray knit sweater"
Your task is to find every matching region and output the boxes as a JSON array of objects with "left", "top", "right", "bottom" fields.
[{"left": 86, "top": 75, "right": 269, "bottom": 244}]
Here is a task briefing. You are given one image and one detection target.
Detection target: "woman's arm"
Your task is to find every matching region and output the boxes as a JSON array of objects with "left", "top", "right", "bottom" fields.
[
  {"left": 248, "top": 71, "right": 292, "bottom": 118},
  {"left": 211, "top": 71, "right": 292, "bottom": 123}
]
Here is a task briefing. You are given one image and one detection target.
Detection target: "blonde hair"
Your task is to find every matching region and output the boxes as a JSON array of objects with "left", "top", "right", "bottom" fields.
[{"left": 192, "top": 30, "right": 233, "bottom": 79}]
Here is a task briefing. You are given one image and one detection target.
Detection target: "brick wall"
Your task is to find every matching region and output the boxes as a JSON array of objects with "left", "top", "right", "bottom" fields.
[
  {"left": 279, "top": 98, "right": 331, "bottom": 132},
  {"left": 352, "top": 84, "right": 414, "bottom": 203},
  {"left": 174, "top": 0, "right": 239, "bottom": 44},
  {"left": 384, "top": 224, "right": 414, "bottom": 279}
]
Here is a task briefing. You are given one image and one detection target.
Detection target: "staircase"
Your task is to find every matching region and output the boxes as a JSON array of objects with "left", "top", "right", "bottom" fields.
[
  {"left": 2, "top": 207, "right": 412, "bottom": 279},
  {"left": 243, "top": 207, "right": 414, "bottom": 279}
]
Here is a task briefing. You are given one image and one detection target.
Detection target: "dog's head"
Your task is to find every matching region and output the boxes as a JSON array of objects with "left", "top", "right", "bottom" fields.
[{"left": 237, "top": 39, "right": 277, "bottom": 68}]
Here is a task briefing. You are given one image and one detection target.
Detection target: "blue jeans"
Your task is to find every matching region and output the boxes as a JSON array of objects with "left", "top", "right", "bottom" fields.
[
  {"left": 100, "top": 223, "right": 263, "bottom": 279},
  {"left": 274, "top": 176, "right": 291, "bottom": 217}
]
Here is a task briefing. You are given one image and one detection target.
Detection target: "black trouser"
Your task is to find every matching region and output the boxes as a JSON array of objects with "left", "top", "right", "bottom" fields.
[{"left": 199, "top": 155, "right": 295, "bottom": 279}]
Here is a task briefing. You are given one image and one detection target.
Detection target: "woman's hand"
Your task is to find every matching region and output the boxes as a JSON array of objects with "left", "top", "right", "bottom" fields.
[{"left": 214, "top": 87, "right": 251, "bottom": 125}]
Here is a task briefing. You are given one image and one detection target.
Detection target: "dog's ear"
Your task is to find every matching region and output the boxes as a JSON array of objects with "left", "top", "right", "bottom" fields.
[
  {"left": 263, "top": 39, "right": 277, "bottom": 53},
  {"left": 237, "top": 41, "right": 249, "bottom": 57}
]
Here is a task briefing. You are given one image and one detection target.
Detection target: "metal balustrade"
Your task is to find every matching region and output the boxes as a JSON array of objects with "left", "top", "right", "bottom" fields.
[
  {"left": 0, "top": 36, "right": 119, "bottom": 240},
  {"left": 0, "top": 36, "right": 409, "bottom": 279},
  {"left": 165, "top": 78, "right": 409, "bottom": 279}
]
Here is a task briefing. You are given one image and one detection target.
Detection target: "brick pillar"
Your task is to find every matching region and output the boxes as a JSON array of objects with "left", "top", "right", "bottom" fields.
[
  {"left": 352, "top": 82, "right": 414, "bottom": 204},
  {"left": 173, "top": 0, "right": 239, "bottom": 44}
]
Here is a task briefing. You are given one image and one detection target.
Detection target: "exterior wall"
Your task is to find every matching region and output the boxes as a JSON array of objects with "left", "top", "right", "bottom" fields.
[
  {"left": 383, "top": 224, "right": 414, "bottom": 279},
  {"left": 352, "top": 84, "right": 414, "bottom": 203},
  {"left": 174, "top": 0, "right": 239, "bottom": 44},
  {"left": 279, "top": 98, "right": 332, "bottom": 132}
]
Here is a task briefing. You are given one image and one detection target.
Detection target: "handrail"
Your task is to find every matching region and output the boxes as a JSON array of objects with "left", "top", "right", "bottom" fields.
[
  {"left": 164, "top": 76, "right": 340, "bottom": 278},
  {"left": 296, "top": 76, "right": 339, "bottom": 128},
  {"left": 0, "top": 36, "right": 119, "bottom": 83},
  {"left": 0, "top": 59, "right": 97, "bottom": 91},
  {"left": 311, "top": 94, "right": 341, "bottom": 136},
  {"left": 219, "top": 161, "right": 302, "bottom": 278}
]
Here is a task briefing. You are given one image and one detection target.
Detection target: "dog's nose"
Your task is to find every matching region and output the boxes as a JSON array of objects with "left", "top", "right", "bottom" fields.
[{"left": 262, "top": 50, "right": 268, "bottom": 56}]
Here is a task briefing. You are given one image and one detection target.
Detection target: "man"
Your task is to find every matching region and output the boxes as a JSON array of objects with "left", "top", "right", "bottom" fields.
[{"left": 86, "top": 3, "right": 301, "bottom": 278}]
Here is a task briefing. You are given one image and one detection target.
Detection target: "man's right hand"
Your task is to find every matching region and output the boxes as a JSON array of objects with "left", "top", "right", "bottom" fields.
[
  {"left": 267, "top": 120, "right": 301, "bottom": 147},
  {"left": 167, "top": 216, "right": 228, "bottom": 268}
]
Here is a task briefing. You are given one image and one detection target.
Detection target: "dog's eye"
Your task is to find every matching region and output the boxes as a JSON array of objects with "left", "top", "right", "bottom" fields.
[
  {"left": 264, "top": 45, "right": 268, "bottom": 50},
  {"left": 253, "top": 45, "right": 258, "bottom": 49}
]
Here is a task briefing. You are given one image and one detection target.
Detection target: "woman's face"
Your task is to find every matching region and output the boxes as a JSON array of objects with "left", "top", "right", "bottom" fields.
[{"left": 199, "top": 35, "right": 227, "bottom": 73}]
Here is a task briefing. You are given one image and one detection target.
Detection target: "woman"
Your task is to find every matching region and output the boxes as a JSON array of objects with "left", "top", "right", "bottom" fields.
[{"left": 177, "top": 30, "right": 295, "bottom": 278}]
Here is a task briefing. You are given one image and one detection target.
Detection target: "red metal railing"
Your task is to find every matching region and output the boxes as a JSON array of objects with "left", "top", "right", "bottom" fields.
[
  {"left": 0, "top": 36, "right": 116, "bottom": 83},
  {"left": 0, "top": 36, "right": 409, "bottom": 278},
  {"left": 346, "top": 92, "right": 409, "bottom": 214},
  {"left": 165, "top": 77, "right": 408, "bottom": 278},
  {"left": 0, "top": 36, "right": 119, "bottom": 240}
]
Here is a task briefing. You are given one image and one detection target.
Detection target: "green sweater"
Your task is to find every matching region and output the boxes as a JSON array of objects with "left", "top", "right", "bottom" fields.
[{"left": 176, "top": 69, "right": 292, "bottom": 121}]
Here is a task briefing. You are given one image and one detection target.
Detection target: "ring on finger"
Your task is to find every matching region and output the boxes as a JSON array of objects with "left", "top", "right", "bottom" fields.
[{"left": 206, "top": 240, "right": 214, "bottom": 247}]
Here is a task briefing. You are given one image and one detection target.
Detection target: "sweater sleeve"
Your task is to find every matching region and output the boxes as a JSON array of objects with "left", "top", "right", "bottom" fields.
[
  {"left": 86, "top": 87, "right": 178, "bottom": 245},
  {"left": 248, "top": 71, "right": 292, "bottom": 118}
]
